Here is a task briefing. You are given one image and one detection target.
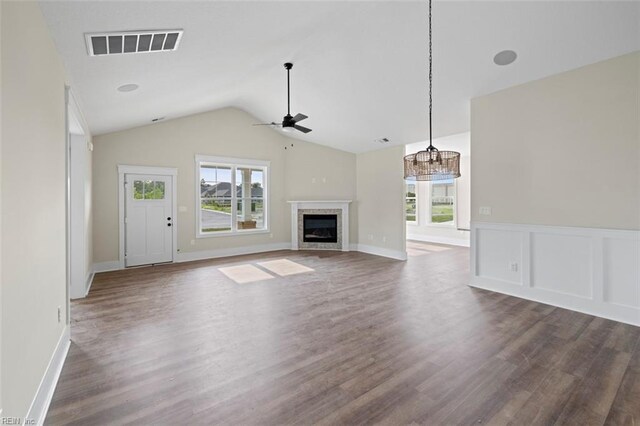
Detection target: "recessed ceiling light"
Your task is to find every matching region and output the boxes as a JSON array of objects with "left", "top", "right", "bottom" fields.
[
  {"left": 117, "top": 83, "right": 139, "bottom": 92},
  {"left": 493, "top": 50, "right": 517, "bottom": 66}
]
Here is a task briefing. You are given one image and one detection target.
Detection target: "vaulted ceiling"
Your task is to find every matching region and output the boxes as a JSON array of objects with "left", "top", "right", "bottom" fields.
[{"left": 40, "top": 1, "right": 639, "bottom": 153}]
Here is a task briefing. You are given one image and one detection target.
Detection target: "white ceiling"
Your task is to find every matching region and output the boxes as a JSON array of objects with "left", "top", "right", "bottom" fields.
[{"left": 40, "top": 1, "right": 639, "bottom": 153}]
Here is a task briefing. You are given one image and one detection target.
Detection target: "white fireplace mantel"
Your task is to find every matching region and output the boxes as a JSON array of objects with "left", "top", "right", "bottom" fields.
[{"left": 288, "top": 200, "right": 352, "bottom": 251}]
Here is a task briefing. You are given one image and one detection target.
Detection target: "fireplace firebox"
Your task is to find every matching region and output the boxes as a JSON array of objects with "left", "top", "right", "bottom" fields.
[{"left": 303, "top": 214, "right": 338, "bottom": 243}]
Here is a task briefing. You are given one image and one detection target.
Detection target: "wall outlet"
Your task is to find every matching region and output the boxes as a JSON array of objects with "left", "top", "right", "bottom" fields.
[
  {"left": 311, "top": 177, "right": 316, "bottom": 183},
  {"left": 479, "top": 206, "right": 492, "bottom": 216},
  {"left": 57, "top": 306, "right": 62, "bottom": 323},
  {"left": 190, "top": 239, "right": 195, "bottom": 245},
  {"left": 368, "top": 234, "right": 374, "bottom": 241},
  {"left": 382, "top": 236, "right": 387, "bottom": 243},
  {"left": 509, "top": 262, "right": 518, "bottom": 272},
  {"left": 322, "top": 177, "right": 327, "bottom": 183}
]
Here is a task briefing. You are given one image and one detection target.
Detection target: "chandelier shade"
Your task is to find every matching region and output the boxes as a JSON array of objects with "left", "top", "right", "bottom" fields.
[{"left": 404, "top": 148, "right": 460, "bottom": 181}]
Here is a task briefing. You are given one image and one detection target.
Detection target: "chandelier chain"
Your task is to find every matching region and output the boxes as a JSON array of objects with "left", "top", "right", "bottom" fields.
[{"left": 428, "top": 0, "right": 433, "bottom": 148}]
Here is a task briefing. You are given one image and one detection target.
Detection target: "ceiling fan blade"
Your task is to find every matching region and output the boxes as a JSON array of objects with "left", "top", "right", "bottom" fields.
[
  {"left": 294, "top": 124, "right": 312, "bottom": 133},
  {"left": 292, "top": 113, "right": 308, "bottom": 123},
  {"left": 252, "top": 122, "right": 280, "bottom": 126}
]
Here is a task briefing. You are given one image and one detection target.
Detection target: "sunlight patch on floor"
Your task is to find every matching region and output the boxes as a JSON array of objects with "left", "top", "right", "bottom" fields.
[
  {"left": 258, "top": 259, "right": 315, "bottom": 276},
  {"left": 407, "top": 248, "right": 431, "bottom": 257},
  {"left": 406, "top": 241, "right": 453, "bottom": 253},
  {"left": 219, "top": 264, "right": 275, "bottom": 284}
]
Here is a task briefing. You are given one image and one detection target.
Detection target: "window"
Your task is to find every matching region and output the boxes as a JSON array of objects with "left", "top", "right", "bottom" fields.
[
  {"left": 430, "top": 179, "right": 455, "bottom": 224},
  {"left": 405, "top": 182, "right": 417, "bottom": 223},
  {"left": 196, "top": 155, "right": 269, "bottom": 236},
  {"left": 133, "top": 180, "right": 165, "bottom": 200}
]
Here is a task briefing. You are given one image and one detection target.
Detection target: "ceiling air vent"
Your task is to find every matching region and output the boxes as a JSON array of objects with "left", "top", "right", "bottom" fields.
[{"left": 85, "top": 30, "right": 183, "bottom": 56}]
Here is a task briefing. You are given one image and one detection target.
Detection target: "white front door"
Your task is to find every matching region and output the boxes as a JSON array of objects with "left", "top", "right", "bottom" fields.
[{"left": 125, "top": 174, "right": 174, "bottom": 267}]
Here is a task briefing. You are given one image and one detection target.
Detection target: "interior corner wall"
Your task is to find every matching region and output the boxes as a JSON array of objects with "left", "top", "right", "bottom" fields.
[
  {"left": 356, "top": 145, "right": 407, "bottom": 260},
  {"left": 470, "top": 52, "right": 640, "bottom": 326},
  {"left": 1, "top": 1, "right": 69, "bottom": 418},
  {"left": 91, "top": 107, "right": 357, "bottom": 265}
]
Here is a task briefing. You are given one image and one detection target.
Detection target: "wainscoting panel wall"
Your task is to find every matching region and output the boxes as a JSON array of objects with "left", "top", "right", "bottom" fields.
[{"left": 471, "top": 222, "right": 639, "bottom": 326}]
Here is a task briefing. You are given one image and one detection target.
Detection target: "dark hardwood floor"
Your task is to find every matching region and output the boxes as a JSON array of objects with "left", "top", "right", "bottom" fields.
[{"left": 46, "top": 242, "right": 640, "bottom": 425}]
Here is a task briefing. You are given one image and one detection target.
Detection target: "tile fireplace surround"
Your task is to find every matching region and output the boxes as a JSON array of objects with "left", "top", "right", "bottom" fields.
[{"left": 288, "top": 201, "right": 351, "bottom": 251}]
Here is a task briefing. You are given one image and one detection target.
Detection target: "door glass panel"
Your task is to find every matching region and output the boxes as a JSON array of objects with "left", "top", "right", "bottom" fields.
[{"left": 133, "top": 180, "right": 166, "bottom": 200}]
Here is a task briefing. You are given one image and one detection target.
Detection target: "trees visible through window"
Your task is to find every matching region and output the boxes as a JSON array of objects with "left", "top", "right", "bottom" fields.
[
  {"left": 133, "top": 180, "right": 165, "bottom": 200},
  {"left": 197, "top": 156, "right": 268, "bottom": 236},
  {"left": 405, "top": 182, "right": 417, "bottom": 222},
  {"left": 431, "top": 179, "right": 455, "bottom": 223}
]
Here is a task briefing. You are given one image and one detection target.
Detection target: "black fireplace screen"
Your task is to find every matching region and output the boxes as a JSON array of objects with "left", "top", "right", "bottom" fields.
[{"left": 303, "top": 214, "right": 338, "bottom": 243}]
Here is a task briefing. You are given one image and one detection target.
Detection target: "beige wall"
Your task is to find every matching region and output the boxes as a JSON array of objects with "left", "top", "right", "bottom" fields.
[
  {"left": 356, "top": 146, "right": 406, "bottom": 257},
  {"left": 1, "top": 1, "right": 68, "bottom": 418},
  {"left": 471, "top": 52, "right": 640, "bottom": 230},
  {"left": 92, "top": 107, "right": 357, "bottom": 263}
]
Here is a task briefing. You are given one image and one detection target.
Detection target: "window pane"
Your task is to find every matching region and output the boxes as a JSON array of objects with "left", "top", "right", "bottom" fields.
[
  {"left": 236, "top": 197, "right": 265, "bottom": 230},
  {"left": 143, "top": 180, "right": 165, "bottom": 199},
  {"left": 201, "top": 199, "right": 232, "bottom": 232},
  {"left": 405, "top": 183, "right": 416, "bottom": 222},
  {"left": 236, "top": 168, "right": 264, "bottom": 199},
  {"left": 133, "top": 180, "right": 144, "bottom": 199},
  {"left": 200, "top": 166, "right": 232, "bottom": 196},
  {"left": 431, "top": 181, "right": 454, "bottom": 223}
]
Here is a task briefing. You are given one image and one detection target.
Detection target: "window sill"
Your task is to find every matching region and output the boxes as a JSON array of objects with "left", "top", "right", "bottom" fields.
[
  {"left": 196, "top": 229, "right": 271, "bottom": 238},
  {"left": 424, "top": 222, "right": 457, "bottom": 228}
]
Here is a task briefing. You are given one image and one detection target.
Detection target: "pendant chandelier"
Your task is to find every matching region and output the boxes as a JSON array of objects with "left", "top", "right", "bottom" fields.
[{"left": 403, "top": 0, "right": 461, "bottom": 181}]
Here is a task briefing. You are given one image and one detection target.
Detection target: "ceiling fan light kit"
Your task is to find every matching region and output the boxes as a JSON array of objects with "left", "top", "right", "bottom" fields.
[
  {"left": 253, "top": 62, "right": 312, "bottom": 134},
  {"left": 403, "top": 0, "right": 461, "bottom": 181}
]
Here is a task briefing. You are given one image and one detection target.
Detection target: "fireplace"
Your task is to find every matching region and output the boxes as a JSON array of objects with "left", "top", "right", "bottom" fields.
[
  {"left": 288, "top": 200, "right": 351, "bottom": 251},
  {"left": 303, "top": 214, "right": 338, "bottom": 243}
]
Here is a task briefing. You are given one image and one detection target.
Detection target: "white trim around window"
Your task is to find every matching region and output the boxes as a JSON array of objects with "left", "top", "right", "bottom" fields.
[{"left": 195, "top": 155, "right": 270, "bottom": 238}]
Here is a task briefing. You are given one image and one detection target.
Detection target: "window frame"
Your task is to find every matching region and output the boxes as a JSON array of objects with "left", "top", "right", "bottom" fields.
[{"left": 195, "top": 155, "right": 270, "bottom": 238}]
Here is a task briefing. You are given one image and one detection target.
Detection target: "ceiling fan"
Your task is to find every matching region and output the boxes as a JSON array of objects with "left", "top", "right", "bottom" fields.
[{"left": 253, "top": 62, "right": 312, "bottom": 134}]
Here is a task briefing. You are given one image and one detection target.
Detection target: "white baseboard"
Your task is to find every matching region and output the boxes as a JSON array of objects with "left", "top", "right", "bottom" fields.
[
  {"left": 175, "top": 242, "right": 291, "bottom": 263},
  {"left": 93, "top": 260, "right": 121, "bottom": 273},
  {"left": 471, "top": 222, "right": 640, "bottom": 326},
  {"left": 93, "top": 241, "right": 409, "bottom": 274},
  {"left": 407, "top": 234, "right": 470, "bottom": 247},
  {"left": 26, "top": 326, "right": 70, "bottom": 425},
  {"left": 355, "top": 244, "right": 408, "bottom": 261},
  {"left": 85, "top": 272, "right": 95, "bottom": 296}
]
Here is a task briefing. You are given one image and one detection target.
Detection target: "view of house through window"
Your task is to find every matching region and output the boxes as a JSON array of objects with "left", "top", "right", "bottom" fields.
[
  {"left": 405, "top": 182, "right": 417, "bottom": 222},
  {"left": 431, "top": 179, "right": 455, "bottom": 223},
  {"left": 197, "top": 156, "right": 268, "bottom": 235}
]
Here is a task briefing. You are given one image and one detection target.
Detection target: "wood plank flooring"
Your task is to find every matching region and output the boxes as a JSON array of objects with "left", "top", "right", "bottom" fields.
[{"left": 46, "top": 242, "right": 640, "bottom": 425}]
